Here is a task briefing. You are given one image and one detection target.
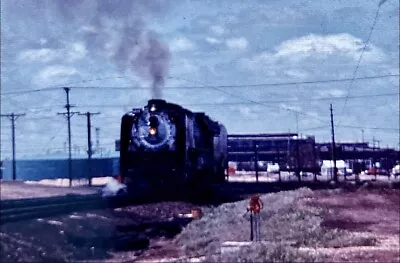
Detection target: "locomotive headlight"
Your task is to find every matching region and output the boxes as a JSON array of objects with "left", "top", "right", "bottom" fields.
[
  {"left": 149, "top": 127, "right": 157, "bottom": 135},
  {"left": 150, "top": 105, "right": 156, "bottom": 112}
]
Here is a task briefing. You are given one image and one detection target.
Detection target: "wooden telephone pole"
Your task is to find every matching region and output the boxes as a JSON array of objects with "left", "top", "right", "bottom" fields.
[{"left": 1, "top": 113, "right": 26, "bottom": 180}]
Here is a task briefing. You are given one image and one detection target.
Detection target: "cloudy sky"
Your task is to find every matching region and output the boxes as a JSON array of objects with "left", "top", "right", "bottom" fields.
[{"left": 1, "top": 0, "right": 399, "bottom": 159}]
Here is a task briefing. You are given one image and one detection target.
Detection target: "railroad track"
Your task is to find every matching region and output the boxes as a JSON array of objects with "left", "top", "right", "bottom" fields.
[
  {"left": 0, "top": 194, "right": 133, "bottom": 224},
  {"left": 1, "top": 180, "right": 372, "bottom": 225}
]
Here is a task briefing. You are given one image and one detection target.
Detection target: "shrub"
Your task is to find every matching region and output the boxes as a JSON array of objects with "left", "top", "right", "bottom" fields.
[{"left": 175, "top": 187, "right": 377, "bottom": 260}]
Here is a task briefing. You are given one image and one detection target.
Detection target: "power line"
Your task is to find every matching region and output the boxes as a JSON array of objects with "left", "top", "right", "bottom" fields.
[
  {"left": 299, "top": 124, "right": 398, "bottom": 132},
  {"left": 73, "top": 92, "right": 397, "bottom": 108},
  {"left": 2, "top": 74, "right": 398, "bottom": 96},
  {"left": 337, "top": 1, "right": 387, "bottom": 125},
  {"left": 40, "top": 126, "right": 66, "bottom": 154},
  {"left": 337, "top": 125, "right": 398, "bottom": 132}
]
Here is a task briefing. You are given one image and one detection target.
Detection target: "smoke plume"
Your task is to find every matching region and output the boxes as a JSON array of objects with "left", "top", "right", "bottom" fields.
[{"left": 52, "top": 0, "right": 170, "bottom": 99}]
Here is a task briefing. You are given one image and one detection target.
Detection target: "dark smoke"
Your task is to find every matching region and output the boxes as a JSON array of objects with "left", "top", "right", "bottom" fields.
[
  {"left": 134, "top": 32, "right": 170, "bottom": 99},
  {"left": 52, "top": 0, "right": 170, "bottom": 99}
]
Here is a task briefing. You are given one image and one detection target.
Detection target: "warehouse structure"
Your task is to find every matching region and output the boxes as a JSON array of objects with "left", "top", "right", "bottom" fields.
[{"left": 1, "top": 134, "right": 399, "bottom": 181}]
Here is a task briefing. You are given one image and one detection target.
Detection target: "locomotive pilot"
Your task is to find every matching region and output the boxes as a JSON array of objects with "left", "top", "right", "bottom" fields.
[{"left": 247, "top": 194, "right": 263, "bottom": 241}]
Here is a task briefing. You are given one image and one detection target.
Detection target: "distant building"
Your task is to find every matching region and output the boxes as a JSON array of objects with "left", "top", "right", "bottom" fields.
[
  {"left": 316, "top": 142, "right": 399, "bottom": 171},
  {"left": 228, "top": 133, "right": 318, "bottom": 172}
]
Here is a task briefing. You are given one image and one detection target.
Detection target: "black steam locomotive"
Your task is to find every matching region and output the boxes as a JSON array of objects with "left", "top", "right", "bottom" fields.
[{"left": 119, "top": 99, "right": 228, "bottom": 196}]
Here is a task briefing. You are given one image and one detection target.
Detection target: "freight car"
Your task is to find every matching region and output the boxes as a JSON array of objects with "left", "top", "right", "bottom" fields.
[{"left": 119, "top": 99, "right": 228, "bottom": 197}]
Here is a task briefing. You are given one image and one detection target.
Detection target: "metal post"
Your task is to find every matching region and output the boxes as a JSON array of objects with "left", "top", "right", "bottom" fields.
[
  {"left": 296, "top": 137, "right": 301, "bottom": 182},
  {"left": 87, "top": 113, "right": 92, "bottom": 186},
  {"left": 361, "top": 129, "right": 364, "bottom": 144},
  {"left": 372, "top": 136, "right": 377, "bottom": 181},
  {"left": 330, "top": 104, "right": 338, "bottom": 183},
  {"left": 312, "top": 139, "right": 317, "bottom": 182},
  {"left": 11, "top": 114, "right": 16, "bottom": 181},
  {"left": 96, "top": 127, "right": 100, "bottom": 153},
  {"left": 254, "top": 142, "right": 259, "bottom": 183},
  {"left": 277, "top": 146, "right": 281, "bottom": 183},
  {"left": 250, "top": 212, "right": 254, "bottom": 241}
]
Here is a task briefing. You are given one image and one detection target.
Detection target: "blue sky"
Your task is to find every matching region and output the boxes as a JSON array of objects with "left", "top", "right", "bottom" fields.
[{"left": 1, "top": 0, "right": 399, "bottom": 159}]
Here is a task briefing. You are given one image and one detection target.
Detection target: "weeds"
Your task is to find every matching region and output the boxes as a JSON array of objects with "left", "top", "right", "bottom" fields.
[
  {"left": 175, "top": 187, "right": 378, "bottom": 260},
  {"left": 206, "top": 242, "right": 323, "bottom": 263}
]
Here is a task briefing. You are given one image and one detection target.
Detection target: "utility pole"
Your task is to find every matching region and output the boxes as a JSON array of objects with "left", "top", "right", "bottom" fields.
[
  {"left": 78, "top": 112, "right": 100, "bottom": 186},
  {"left": 58, "top": 87, "right": 79, "bottom": 187},
  {"left": 1, "top": 113, "right": 25, "bottom": 180},
  {"left": 330, "top": 104, "right": 338, "bottom": 183}
]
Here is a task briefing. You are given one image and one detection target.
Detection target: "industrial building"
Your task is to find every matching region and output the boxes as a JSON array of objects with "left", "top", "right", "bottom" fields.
[
  {"left": 1, "top": 134, "right": 399, "bottom": 181},
  {"left": 227, "top": 133, "right": 318, "bottom": 172}
]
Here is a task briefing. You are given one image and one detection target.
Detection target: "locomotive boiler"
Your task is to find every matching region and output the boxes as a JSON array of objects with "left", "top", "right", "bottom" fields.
[{"left": 119, "top": 99, "right": 228, "bottom": 195}]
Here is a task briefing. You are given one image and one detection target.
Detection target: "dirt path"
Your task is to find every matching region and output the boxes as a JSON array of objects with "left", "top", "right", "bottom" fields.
[{"left": 301, "top": 188, "right": 400, "bottom": 262}]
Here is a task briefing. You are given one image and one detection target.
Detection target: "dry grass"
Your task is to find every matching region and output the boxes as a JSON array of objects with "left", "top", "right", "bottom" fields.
[
  {"left": 175, "top": 187, "right": 378, "bottom": 262},
  {"left": 206, "top": 242, "right": 322, "bottom": 263}
]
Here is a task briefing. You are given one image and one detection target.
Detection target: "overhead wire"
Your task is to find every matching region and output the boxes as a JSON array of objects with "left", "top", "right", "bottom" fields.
[
  {"left": 73, "top": 92, "right": 397, "bottom": 108},
  {"left": 2, "top": 74, "right": 398, "bottom": 95},
  {"left": 337, "top": 0, "right": 388, "bottom": 125}
]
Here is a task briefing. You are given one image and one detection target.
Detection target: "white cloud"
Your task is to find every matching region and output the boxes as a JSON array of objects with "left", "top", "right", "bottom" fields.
[
  {"left": 66, "top": 42, "right": 87, "bottom": 61},
  {"left": 17, "top": 42, "right": 87, "bottom": 64},
  {"left": 170, "top": 37, "right": 196, "bottom": 52},
  {"left": 327, "top": 89, "right": 346, "bottom": 97},
  {"left": 79, "top": 25, "right": 97, "bottom": 34},
  {"left": 239, "top": 33, "right": 388, "bottom": 76},
  {"left": 170, "top": 59, "right": 199, "bottom": 76},
  {"left": 18, "top": 48, "right": 60, "bottom": 63},
  {"left": 205, "top": 37, "right": 222, "bottom": 45},
  {"left": 279, "top": 104, "right": 301, "bottom": 112},
  {"left": 225, "top": 37, "right": 248, "bottom": 51},
  {"left": 284, "top": 69, "right": 308, "bottom": 79},
  {"left": 275, "top": 33, "right": 386, "bottom": 62},
  {"left": 35, "top": 65, "right": 78, "bottom": 86},
  {"left": 238, "top": 106, "right": 258, "bottom": 119},
  {"left": 210, "top": 25, "right": 225, "bottom": 35},
  {"left": 39, "top": 38, "right": 47, "bottom": 45}
]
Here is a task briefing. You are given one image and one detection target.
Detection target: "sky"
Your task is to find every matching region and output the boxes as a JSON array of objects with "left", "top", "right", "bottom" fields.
[{"left": 1, "top": 0, "right": 399, "bottom": 159}]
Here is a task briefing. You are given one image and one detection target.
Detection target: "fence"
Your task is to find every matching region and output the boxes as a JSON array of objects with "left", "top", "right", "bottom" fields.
[{"left": 1, "top": 158, "right": 119, "bottom": 181}]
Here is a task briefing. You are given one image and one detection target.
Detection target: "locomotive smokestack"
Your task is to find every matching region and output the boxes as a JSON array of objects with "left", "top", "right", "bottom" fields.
[{"left": 152, "top": 76, "right": 164, "bottom": 99}]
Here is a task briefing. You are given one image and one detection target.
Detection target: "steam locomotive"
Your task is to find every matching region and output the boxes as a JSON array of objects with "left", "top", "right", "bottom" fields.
[{"left": 119, "top": 99, "right": 228, "bottom": 196}]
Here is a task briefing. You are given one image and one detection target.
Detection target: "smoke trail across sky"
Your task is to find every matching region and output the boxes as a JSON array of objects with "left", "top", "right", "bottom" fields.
[{"left": 52, "top": 0, "right": 170, "bottom": 99}]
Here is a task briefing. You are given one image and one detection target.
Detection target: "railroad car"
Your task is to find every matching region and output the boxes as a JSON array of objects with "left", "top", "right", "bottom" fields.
[{"left": 119, "top": 99, "right": 228, "bottom": 196}]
